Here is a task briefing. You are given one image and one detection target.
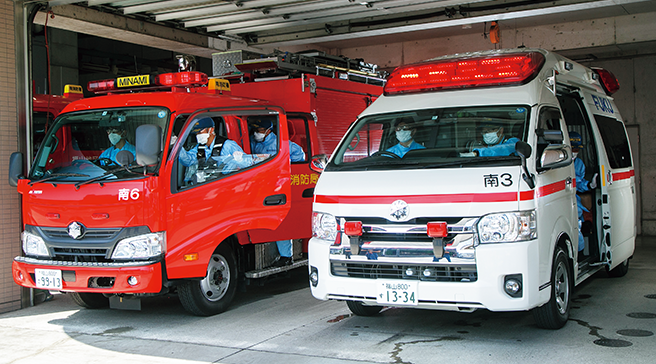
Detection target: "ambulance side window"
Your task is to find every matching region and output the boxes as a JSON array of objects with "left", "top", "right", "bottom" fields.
[
  {"left": 535, "top": 107, "right": 566, "bottom": 167},
  {"left": 595, "top": 115, "right": 632, "bottom": 169}
]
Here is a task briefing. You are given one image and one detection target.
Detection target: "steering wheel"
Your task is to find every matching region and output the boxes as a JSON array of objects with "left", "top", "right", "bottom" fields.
[
  {"left": 94, "top": 157, "right": 118, "bottom": 167},
  {"left": 372, "top": 150, "right": 401, "bottom": 159}
]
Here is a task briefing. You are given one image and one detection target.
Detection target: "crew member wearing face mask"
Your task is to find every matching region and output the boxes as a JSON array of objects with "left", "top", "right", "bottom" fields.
[
  {"left": 179, "top": 117, "right": 251, "bottom": 181},
  {"left": 386, "top": 118, "right": 425, "bottom": 157},
  {"left": 250, "top": 118, "right": 305, "bottom": 162},
  {"left": 471, "top": 122, "right": 520, "bottom": 157},
  {"left": 99, "top": 127, "right": 136, "bottom": 164},
  {"left": 570, "top": 131, "right": 598, "bottom": 252},
  {"left": 249, "top": 118, "right": 306, "bottom": 267}
]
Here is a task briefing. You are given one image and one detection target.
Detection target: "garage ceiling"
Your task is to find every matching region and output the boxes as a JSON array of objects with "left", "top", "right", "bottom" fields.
[{"left": 47, "top": 0, "right": 656, "bottom": 51}]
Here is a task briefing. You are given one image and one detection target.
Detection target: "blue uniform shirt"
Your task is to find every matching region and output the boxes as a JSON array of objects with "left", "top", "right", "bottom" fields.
[
  {"left": 474, "top": 136, "right": 520, "bottom": 157},
  {"left": 386, "top": 140, "right": 425, "bottom": 157},
  {"left": 180, "top": 138, "right": 252, "bottom": 177},
  {"left": 251, "top": 133, "right": 306, "bottom": 162},
  {"left": 100, "top": 141, "right": 136, "bottom": 163}
]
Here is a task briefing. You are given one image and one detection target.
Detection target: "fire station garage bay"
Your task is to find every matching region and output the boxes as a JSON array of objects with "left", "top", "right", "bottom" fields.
[{"left": 2, "top": 0, "right": 656, "bottom": 314}]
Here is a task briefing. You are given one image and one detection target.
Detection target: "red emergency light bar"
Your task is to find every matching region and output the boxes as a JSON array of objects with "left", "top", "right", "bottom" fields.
[
  {"left": 87, "top": 71, "right": 209, "bottom": 93},
  {"left": 384, "top": 52, "right": 545, "bottom": 96},
  {"left": 592, "top": 67, "right": 620, "bottom": 95}
]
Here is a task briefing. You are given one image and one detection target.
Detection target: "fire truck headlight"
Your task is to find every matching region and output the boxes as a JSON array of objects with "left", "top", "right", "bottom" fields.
[
  {"left": 111, "top": 232, "right": 166, "bottom": 260},
  {"left": 22, "top": 231, "right": 49, "bottom": 257},
  {"left": 476, "top": 211, "right": 536, "bottom": 244},
  {"left": 312, "top": 212, "right": 337, "bottom": 241}
]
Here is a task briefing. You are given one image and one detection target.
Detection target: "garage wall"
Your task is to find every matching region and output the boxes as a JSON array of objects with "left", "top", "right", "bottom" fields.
[{"left": 0, "top": 0, "right": 22, "bottom": 313}]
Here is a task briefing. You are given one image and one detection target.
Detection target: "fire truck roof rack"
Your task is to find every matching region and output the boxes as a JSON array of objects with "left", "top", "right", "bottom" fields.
[{"left": 212, "top": 50, "right": 386, "bottom": 86}]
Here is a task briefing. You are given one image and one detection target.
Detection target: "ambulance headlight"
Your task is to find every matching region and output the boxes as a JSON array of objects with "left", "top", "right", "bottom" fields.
[
  {"left": 22, "top": 231, "right": 50, "bottom": 257},
  {"left": 476, "top": 211, "right": 536, "bottom": 244},
  {"left": 312, "top": 212, "right": 337, "bottom": 241},
  {"left": 111, "top": 232, "right": 166, "bottom": 260}
]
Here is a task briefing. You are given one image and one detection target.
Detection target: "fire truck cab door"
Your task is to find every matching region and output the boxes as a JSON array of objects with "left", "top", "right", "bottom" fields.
[{"left": 165, "top": 108, "right": 291, "bottom": 254}]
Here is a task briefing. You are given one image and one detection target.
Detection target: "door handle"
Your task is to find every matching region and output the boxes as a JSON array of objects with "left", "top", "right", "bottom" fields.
[{"left": 263, "top": 194, "right": 287, "bottom": 206}]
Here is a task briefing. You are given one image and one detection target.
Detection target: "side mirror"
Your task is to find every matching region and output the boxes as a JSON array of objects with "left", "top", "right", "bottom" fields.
[
  {"left": 136, "top": 124, "right": 162, "bottom": 166},
  {"left": 116, "top": 150, "right": 135, "bottom": 166},
  {"left": 539, "top": 144, "right": 572, "bottom": 171},
  {"left": 515, "top": 141, "right": 535, "bottom": 189},
  {"left": 8, "top": 152, "right": 24, "bottom": 187},
  {"left": 537, "top": 129, "right": 564, "bottom": 143},
  {"left": 310, "top": 154, "right": 327, "bottom": 174}
]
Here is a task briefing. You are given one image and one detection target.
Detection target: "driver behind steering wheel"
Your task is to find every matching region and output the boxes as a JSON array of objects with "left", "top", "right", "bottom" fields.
[
  {"left": 386, "top": 117, "right": 424, "bottom": 157},
  {"left": 99, "top": 127, "right": 136, "bottom": 165}
]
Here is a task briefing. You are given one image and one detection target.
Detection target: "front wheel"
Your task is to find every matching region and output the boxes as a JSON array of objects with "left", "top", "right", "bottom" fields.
[
  {"left": 346, "top": 300, "right": 383, "bottom": 316},
  {"left": 607, "top": 258, "right": 630, "bottom": 278},
  {"left": 70, "top": 292, "right": 109, "bottom": 309},
  {"left": 532, "top": 247, "right": 571, "bottom": 329},
  {"left": 178, "top": 244, "right": 237, "bottom": 316}
]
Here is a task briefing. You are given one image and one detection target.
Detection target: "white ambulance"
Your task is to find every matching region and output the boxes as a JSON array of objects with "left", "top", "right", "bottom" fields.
[{"left": 308, "top": 48, "right": 636, "bottom": 329}]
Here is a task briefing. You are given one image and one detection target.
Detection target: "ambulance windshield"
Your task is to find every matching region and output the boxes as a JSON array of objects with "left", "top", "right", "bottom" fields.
[
  {"left": 329, "top": 105, "right": 530, "bottom": 170},
  {"left": 30, "top": 107, "right": 170, "bottom": 183}
]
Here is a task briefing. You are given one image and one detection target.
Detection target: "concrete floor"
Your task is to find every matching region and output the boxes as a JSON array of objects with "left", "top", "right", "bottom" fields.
[{"left": 1, "top": 238, "right": 655, "bottom": 364}]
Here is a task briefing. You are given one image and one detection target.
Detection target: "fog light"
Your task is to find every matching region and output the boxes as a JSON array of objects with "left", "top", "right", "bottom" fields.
[
  {"left": 309, "top": 266, "right": 318, "bottom": 287},
  {"left": 423, "top": 269, "right": 432, "bottom": 277},
  {"left": 127, "top": 276, "right": 139, "bottom": 286},
  {"left": 405, "top": 268, "right": 415, "bottom": 276},
  {"left": 17, "top": 271, "right": 24, "bottom": 281},
  {"left": 504, "top": 274, "right": 523, "bottom": 298}
]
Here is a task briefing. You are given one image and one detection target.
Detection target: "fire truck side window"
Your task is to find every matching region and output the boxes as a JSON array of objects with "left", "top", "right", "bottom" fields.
[
  {"left": 176, "top": 114, "right": 275, "bottom": 190},
  {"left": 288, "top": 116, "right": 309, "bottom": 163}
]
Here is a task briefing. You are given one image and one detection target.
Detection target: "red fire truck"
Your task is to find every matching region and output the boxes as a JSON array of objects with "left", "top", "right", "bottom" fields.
[
  {"left": 31, "top": 85, "right": 84, "bottom": 155},
  {"left": 10, "top": 53, "right": 383, "bottom": 315}
]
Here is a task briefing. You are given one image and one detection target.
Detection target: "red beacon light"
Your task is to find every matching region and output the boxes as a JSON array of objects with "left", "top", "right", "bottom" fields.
[
  {"left": 384, "top": 52, "right": 545, "bottom": 96},
  {"left": 87, "top": 71, "right": 208, "bottom": 93},
  {"left": 592, "top": 67, "right": 620, "bottom": 95},
  {"left": 344, "top": 221, "right": 363, "bottom": 236},
  {"left": 427, "top": 222, "right": 448, "bottom": 238}
]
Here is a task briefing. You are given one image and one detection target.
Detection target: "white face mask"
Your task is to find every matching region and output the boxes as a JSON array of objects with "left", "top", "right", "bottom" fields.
[
  {"left": 196, "top": 133, "right": 210, "bottom": 145},
  {"left": 572, "top": 152, "right": 578, "bottom": 160},
  {"left": 108, "top": 133, "right": 122, "bottom": 145},
  {"left": 483, "top": 131, "right": 500, "bottom": 145},
  {"left": 254, "top": 132, "right": 267, "bottom": 142},
  {"left": 396, "top": 130, "right": 412, "bottom": 143}
]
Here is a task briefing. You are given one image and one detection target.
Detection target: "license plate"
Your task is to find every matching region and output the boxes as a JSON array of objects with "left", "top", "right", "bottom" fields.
[
  {"left": 34, "top": 269, "right": 63, "bottom": 290},
  {"left": 376, "top": 280, "right": 418, "bottom": 306}
]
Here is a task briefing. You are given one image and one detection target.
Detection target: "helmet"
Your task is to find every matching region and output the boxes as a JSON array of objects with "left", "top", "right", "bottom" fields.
[{"left": 569, "top": 131, "right": 583, "bottom": 148}]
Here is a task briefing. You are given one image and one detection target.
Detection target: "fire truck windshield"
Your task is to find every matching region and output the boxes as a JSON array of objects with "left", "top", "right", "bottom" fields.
[
  {"left": 328, "top": 105, "right": 530, "bottom": 171},
  {"left": 30, "top": 107, "right": 170, "bottom": 182}
]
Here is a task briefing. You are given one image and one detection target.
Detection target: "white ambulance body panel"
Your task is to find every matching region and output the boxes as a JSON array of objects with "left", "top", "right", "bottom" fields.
[{"left": 309, "top": 48, "right": 635, "bottom": 329}]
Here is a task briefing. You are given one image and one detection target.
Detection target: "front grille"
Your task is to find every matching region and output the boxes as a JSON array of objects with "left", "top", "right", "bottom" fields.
[
  {"left": 52, "top": 247, "right": 110, "bottom": 262},
  {"left": 41, "top": 227, "right": 120, "bottom": 240},
  {"left": 331, "top": 261, "right": 477, "bottom": 282}
]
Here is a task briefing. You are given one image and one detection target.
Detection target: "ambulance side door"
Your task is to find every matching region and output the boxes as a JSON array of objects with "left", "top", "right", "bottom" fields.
[
  {"left": 533, "top": 106, "right": 578, "bottom": 259},
  {"left": 584, "top": 93, "right": 636, "bottom": 268}
]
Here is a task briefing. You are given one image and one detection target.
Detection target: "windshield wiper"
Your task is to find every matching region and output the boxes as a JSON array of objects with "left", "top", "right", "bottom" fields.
[
  {"left": 29, "top": 173, "right": 89, "bottom": 186},
  {"left": 421, "top": 156, "right": 520, "bottom": 169},
  {"left": 75, "top": 164, "right": 146, "bottom": 188}
]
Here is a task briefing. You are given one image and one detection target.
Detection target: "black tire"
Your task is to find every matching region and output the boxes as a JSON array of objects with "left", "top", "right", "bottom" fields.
[
  {"left": 607, "top": 258, "right": 630, "bottom": 278},
  {"left": 70, "top": 292, "right": 109, "bottom": 309},
  {"left": 178, "top": 244, "right": 237, "bottom": 316},
  {"left": 532, "top": 247, "right": 571, "bottom": 329},
  {"left": 346, "top": 300, "right": 383, "bottom": 316}
]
